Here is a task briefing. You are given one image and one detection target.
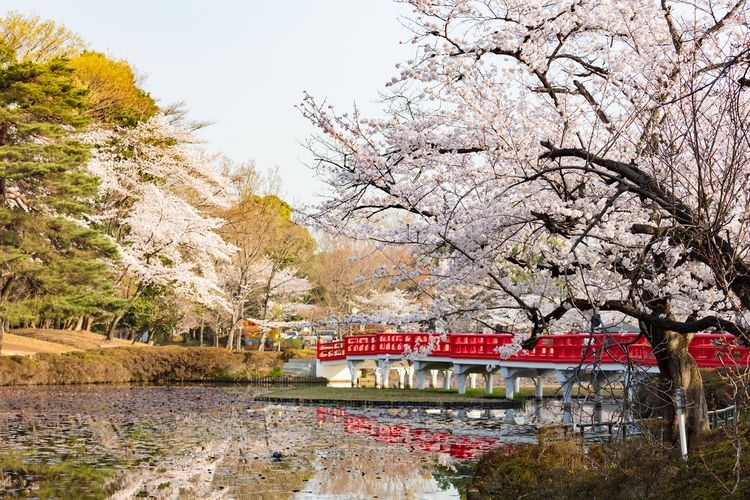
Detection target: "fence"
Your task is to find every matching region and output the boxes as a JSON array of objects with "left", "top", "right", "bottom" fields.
[
  {"left": 555, "top": 406, "right": 739, "bottom": 446},
  {"left": 707, "top": 405, "right": 737, "bottom": 429}
]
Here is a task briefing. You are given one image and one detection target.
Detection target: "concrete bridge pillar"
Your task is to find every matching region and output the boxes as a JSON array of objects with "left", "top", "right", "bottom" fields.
[
  {"left": 430, "top": 370, "right": 439, "bottom": 388},
  {"left": 374, "top": 367, "right": 383, "bottom": 389},
  {"left": 504, "top": 376, "right": 517, "bottom": 400},
  {"left": 593, "top": 373, "right": 604, "bottom": 423},
  {"left": 417, "top": 369, "right": 427, "bottom": 390},
  {"left": 534, "top": 377, "right": 544, "bottom": 400},
  {"left": 622, "top": 371, "right": 647, "bottom": 422},
  {"left": 485, "top": 373, "right": 494, "bottom": 394},
  {"left": 377, "top": 359, "right": 392, "bottom": 389},
  {"left": 406, "top": 366, "right": 415, "bottom": 388},
  {"left": 469, "top": 373, "right": 477, "bottom": 389},
  {"left": 456, "top": 372, "right": 466, "bottom": 394},
  {"left": 442, "top": 369, "right": 453, "bottom": 389},
  {"left": 501, "top": 368, "right": 521, "bottom": 400},
  {"left": 556, "top": 369, "right": 576, "bottom": 424},
  {"left": 347, "top": 361, "right": 360, "bottom": 388},
  {"left": 453, "top": 364, "right": 472, "bottom": 394},
  {"left": 396, "top": 367, "right": 407, "bottom": 389}
]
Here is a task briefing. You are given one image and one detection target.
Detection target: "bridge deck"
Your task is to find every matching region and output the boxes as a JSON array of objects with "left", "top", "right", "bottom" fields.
[{"left": 317, "top": 332, "right": 749, "bottom": 369}]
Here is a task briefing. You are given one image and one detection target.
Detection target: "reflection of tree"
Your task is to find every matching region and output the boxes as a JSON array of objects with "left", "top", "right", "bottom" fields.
[
  {"left": 305, "top": 431, "right": 437, "bottom": 499},
  {"left": 432, "top": 461, "right": 476, "bottom": 494}
]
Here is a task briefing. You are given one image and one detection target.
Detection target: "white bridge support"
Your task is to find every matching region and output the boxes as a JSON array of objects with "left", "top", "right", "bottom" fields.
[
  {"left": 412, "top": 361, "right": 454, "bottom": 391},
  {"left": 320, "top": 354, "right": 655, "bottom": 409},
  {"left": 356, "top": 357, "right": 414, "bottom": 389},
  {"left": 394, "top": 366, "right": 414, "bottom": 388},
  {"left": 485, "top": 372, "right": 495, "bottom": 394},
  {"left": 377, "top": 359, "right": 389, "bottom": 388},
  {"left": 442, "top": 369, "right": 453, "bottom": 389},
  {"left": 556, "top": 369, "right": 576, "bottom": 424},
  {"left": 554, "top": 368, "right": 643, "bottom": 423},
  {"left": 317, "top": 360, "right": 354, "bottom": 387},
  {"left": 450, "top": 364, "right": 504, "bottom": 395},
  {"left": 347, "top": 360, "right": 362, "bottom": 387},
  {"left": 499, "top": 367, "right": 555, "bottom": 400}
]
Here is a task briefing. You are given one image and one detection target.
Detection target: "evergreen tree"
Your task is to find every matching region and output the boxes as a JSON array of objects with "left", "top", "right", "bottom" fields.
[{"left": 0, "top": 42, "right": 119, "bottom": 348}]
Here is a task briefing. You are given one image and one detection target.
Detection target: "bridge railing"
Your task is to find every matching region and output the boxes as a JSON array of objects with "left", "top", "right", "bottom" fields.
[
  {"left": 317, "top": 339, "right": 346, "bottom": 361},
  {"left": 317, "top": 332, "right": 749, "bottom": 367},
  {"left": 344, "top": 334, "right": 379, "bottom": 356},
  {"left": 448, "top": 333, "right": 513, "bottom": 359},
  {"left": 688, "top": 334, "right": 750, "bottom": 368}
]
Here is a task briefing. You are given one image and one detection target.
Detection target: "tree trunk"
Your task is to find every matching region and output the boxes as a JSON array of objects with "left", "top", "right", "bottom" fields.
[
  {"left": 649, "top": 328, "right": 709, "bottom": 444},
  {"left": 82, "top": 316, "right": 91, "bottom": 331},
  {"left": 258, "top": 330, "right": 267, "bottom": 351},
  {"left": 0, "top": 320, "right": 4, "bottom": 355},
  {"left": 226, "top": 329, "right": 235, "bottom": 351},
  {"left": 74, "top": 316, "right": 84, "bottom": 331},
  {"left": 199, "top": 318, "right": 204, "bottom": 347},
  {"left": 107, "top": 315, "right": 123, "bottom": 341}
]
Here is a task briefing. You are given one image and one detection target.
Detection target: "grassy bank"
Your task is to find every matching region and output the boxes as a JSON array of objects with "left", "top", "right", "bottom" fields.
[
  {"left": 470, "top": 425, "right": 750, "bottom": 499},
  {"left": 0, "top": 346, "right": 284, "bottom": 386}
]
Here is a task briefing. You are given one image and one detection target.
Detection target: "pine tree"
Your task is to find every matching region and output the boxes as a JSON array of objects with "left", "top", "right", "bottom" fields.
[{"left": 0, "top": 42, "right": 119, "bottom": 349}]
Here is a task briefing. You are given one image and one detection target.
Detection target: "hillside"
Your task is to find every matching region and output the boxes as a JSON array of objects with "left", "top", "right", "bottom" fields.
[{"left": 1, "top": 333, "right": 79, "bottom": 356}]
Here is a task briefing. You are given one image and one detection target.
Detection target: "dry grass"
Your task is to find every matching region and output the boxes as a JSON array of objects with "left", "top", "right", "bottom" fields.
[
  {"left": 471, "top": 425, "right": 750, "bottom": 499},
  {"left": 1, "top": 333, "right": 79, "bottom": 356},
  {"left": 9, "top": 328, "right": 138, "bottom": 351}
]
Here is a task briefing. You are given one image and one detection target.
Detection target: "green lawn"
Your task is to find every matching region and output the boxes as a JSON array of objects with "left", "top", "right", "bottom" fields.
[
  {"left": 261, "top": 384, "right": 614, "bottom": 403},
  {"left": 260, "top": 386, "right": 518, "bottom": 402}
]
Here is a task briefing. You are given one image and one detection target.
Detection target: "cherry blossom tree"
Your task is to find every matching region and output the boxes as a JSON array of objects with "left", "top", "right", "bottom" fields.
[
  {"left": 226, "top": 257, "right": 311, "bottom": 351},
  {"left": 302, "top": 0, "right": 750, "bottom": 438},
  {"left": 84, "top": 114, "right": 235, "bottom": 339},
  {"left": 349, "top": 288, "right": 426, "bottom": 329}
]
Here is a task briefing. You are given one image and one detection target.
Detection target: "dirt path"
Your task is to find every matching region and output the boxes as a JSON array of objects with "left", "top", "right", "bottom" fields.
[{"left": 1, "top": 333, "right": 79, "bottom": 356}]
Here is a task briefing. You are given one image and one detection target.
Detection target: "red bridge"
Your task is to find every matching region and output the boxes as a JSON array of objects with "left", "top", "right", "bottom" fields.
[{"left": 316, "top": 333, "right": 749, "bottom": 399}]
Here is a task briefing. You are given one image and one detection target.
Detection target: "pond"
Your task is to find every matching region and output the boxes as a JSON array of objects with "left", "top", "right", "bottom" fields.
[{"left": 0, "top": 385, "right": 618, "bottom": 498}]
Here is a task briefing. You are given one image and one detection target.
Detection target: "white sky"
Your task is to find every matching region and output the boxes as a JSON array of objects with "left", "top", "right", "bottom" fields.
[{"left": 2, "top": 0, "right": 415, "bottom": 207}]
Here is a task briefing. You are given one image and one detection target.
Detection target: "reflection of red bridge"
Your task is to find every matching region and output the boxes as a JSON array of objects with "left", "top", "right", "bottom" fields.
[
  {"left": 316, "top": 333, "right": 750, "bottom": 399},
  {"left": 316, "top": 407, "right": 497, "bottom": 460}
]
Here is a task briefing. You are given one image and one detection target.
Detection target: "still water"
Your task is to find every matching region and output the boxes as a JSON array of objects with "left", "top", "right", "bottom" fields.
[{"left": 0, "top": 385, "right": 613, "bottom": 499}]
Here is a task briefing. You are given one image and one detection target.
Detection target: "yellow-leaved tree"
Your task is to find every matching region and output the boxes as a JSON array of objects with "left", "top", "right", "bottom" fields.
[
  {"left": 70, "top": 52, "right": 158, "bottom": 126},
  {"left": 0, "top": 12, "right": 85, "bottom": 62}
]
